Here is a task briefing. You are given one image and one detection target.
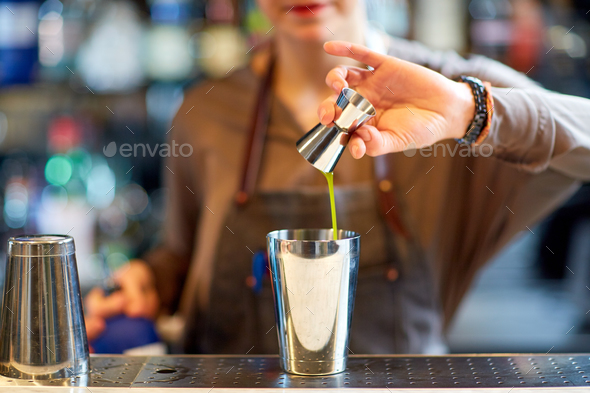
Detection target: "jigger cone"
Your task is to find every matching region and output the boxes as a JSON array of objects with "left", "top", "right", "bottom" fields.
[{"left": 296, "top": 88, "right": 376, "bottom": 173}]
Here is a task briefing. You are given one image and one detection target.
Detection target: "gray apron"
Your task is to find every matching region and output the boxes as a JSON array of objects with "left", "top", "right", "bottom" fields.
[
  {"left": 182, "top": 50, "right": 447, "bottom": 354},
  {"left": 184, "top": 182, "right": 446, "bottom": 354}
]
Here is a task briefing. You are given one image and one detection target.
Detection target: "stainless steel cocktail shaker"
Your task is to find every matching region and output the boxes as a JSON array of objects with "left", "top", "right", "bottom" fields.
[
  {"left": 296, "top": 88, "right": 376, "bottom": 173},
  {"left": 0, "top": 235, "right": 89, "bottom": 379},
  {"left": 267, "top": 229, "right": 360, "bottom": 375}
]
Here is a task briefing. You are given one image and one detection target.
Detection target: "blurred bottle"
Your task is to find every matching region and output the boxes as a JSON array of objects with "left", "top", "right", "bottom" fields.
[
  {"left": 37, "top": 0, "right": 65, "bottom": 77},
  {"left": 145, "top": 0, "right": 195, "bottom": 81},
  {"left": 75, "top": 0, "right": 144, "bottom": 92},
  {"left": 0, "top": 0, "right": 40, "bottom": 85},
  {"left": 37, "top": 0, "right": 88, "bottom": 81},
  {"left": 189, "top": 0, "right": 247, "bottom": 78},
  {"left": 366, "top": 0, "right": 409, "bottom": 38}
]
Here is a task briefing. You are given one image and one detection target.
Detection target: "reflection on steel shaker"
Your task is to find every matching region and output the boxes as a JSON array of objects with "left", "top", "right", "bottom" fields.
[
  {"left": 0, "top": 235, "right": 89, "bottom": 379},
  {"left": 267, "top": 229, "right": 360, "bottom": 375}
]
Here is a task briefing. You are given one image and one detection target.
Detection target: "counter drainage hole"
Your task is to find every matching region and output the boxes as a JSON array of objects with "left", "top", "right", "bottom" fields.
[{"left": 156, "top": 369, "right": 176, "bottom": 374}]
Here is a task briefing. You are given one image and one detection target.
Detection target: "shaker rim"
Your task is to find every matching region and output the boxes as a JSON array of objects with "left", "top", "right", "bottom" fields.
[
  {"left": 8, "top": 234, "right": 75, "bottom": 257},
  {"left": 267, "top": 229, "right": 360, "bottom": 242}
]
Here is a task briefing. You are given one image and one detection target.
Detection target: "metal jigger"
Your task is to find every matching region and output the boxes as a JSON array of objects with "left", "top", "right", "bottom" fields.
[
  {"left": 296, "top": 88, "right": 376, "bottom": 173},
  {"left": 0, "top": 235, "right": 89, "bottom": 380}
]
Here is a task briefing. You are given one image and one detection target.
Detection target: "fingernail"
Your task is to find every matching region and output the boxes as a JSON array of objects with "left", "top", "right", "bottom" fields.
[
  {"left": 319, "top": 109, "right": 326, "bottom": 122},
  {"left": 332, "top": 82, "right": 341, "bottom": 91},
  {"left": 352, "top": 145, "right": 359, "bottom": 158}
]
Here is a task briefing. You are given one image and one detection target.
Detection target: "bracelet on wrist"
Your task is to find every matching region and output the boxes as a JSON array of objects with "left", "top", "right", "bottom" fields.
[
  {"left": 455, "top": 76, "right": 489, "bottom": 145},
  {"left": 474, "top": 81, "right": 494, "bottom": 145}
]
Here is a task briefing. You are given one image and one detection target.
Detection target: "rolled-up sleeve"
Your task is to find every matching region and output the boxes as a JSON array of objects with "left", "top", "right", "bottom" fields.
[{"left": 486, "top": 87, "right": 590, "bottom": 179}]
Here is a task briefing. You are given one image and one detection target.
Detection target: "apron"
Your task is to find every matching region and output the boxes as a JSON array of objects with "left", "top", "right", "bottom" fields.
[{"left": 182, "top": 47, "right": 447, "bottom": 355}]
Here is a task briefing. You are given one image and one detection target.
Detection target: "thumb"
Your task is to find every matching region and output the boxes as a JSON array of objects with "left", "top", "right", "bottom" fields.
[
  {"left": 358, "top": 125, "right": 408, "bottom": 157},
  {"left": 317, "top": 93, "right": 341, "bottom": 125},
  {"left": 85, "top": 315, "right": 106, "bottom": 342}
]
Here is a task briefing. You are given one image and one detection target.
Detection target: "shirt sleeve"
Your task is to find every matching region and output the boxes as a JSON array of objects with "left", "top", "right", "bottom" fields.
[
  {"left": 386, "top": 36, "right": 590, "bottom": 181},
  {"left": 487, "top": 87, "right": 590, "bottom": 179}
]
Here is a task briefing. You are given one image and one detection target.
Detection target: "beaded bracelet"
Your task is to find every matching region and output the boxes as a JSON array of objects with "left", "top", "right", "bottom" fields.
[
  {"left": 455, "top": 76, "right": 488, "bottom": 145},
  {"left": 473, "top": 81, "right": 494, "bottom": 145}
]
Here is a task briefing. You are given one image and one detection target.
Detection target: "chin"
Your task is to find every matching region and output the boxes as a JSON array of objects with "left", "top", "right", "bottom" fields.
[{"left": 279, "top": 23, "right": 336, "bottom": 43}]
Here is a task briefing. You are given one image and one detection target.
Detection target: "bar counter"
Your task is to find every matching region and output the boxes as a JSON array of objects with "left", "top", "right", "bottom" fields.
[{"left": 1, "top": 354, "right": 589, "bottom": 391}]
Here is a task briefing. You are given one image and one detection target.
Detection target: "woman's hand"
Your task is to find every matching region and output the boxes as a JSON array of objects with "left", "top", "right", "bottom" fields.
[
  {"left": 84, "top": 260, "right": 160, "bottom": 341},
  {"left": 318, "top": 41, "right": 476, "bottom": 159}
]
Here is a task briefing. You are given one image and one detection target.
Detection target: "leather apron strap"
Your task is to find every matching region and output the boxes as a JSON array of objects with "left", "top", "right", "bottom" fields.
[{"left": 234, "top": 47, "right": 276, "bottom": 206}]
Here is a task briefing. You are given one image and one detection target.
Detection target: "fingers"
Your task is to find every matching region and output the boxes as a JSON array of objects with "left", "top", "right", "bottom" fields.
[
  {"left": 348, "top": 135, "right": 366, "bottom": 159},
  {"left": 349, "top": 125, "right": 380, "bottom": 159},
  {"left": 116, "top": 261, "right": 159, "bottom": 319},
  {"left": 318, "top": 94, "right": 340, "bottom": 124},
  {"left": 84, "top": 261, "right": 159, "bottom": 324},
  {"left": 324, "top": 41, "right": 388, "bottom": 69},
  {"left": 325, "top": 65, "right": 370, "bottom": 92},
  {"left": 349, "top": 125, "right": 409, "bottom": 158},
  {"left": 85, "top": 314, "right": 106, "bottom": 342},
  {"left": 85, "top": 287, "right": 126, "bottom": 319},
  {"left": 118, "top": 273, "right": 150, "bottom": 318}
]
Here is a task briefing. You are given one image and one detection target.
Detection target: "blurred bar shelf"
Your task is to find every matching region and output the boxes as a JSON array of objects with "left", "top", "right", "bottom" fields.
[{"left": 1, "top": 354, "right": 590, "bottom": 390}]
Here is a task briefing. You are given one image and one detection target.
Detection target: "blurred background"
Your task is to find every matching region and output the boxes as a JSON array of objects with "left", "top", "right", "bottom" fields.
[{"left": 0, "top": 0, "right": 589, "bottom": 353}]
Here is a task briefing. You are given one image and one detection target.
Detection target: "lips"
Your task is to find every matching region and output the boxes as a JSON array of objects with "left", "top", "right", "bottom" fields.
[{"left": 287, "top": 3, "right": 328, "bottom": 17}]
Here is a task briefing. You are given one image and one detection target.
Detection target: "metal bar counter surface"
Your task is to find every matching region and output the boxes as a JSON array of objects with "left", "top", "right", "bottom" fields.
[{"left": 1, "top": 354, "right": 589, "bottom": 392}]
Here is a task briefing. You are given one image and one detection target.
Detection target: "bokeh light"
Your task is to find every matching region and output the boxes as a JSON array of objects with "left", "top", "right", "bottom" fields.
[
  {"left": 41, "top": 184, "right": 68, "bottom": 212},
  {"left": 121, "top": 183, "right": 149, "bottom": 217},
  {"left": 45, "top": 155, "right": 73, "bottom": 185},
  {"left": 4, "top": 182, "right": 28, "bottom": 228},
  {"left": 106, "top": 252, "right": 129, "bottom": 272},
  {"left": 98, "top": 204, "right": 128, "bottom": 237},
  {"left": 86, "top": 163, "right": 116, "bottom": 208}
]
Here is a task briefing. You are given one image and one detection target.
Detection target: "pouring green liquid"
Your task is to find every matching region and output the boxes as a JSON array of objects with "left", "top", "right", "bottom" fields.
[{"left": 322, "top": 171, "right": 338, "bottom": 240}]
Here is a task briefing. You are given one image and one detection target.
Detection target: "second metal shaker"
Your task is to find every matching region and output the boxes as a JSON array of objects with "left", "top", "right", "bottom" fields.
[
  {"left": 296, "top": 87, "right": 376, "bottom": 173},
  {"left": 0, "top": 235, "right": 89, "bottom": 379}
]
